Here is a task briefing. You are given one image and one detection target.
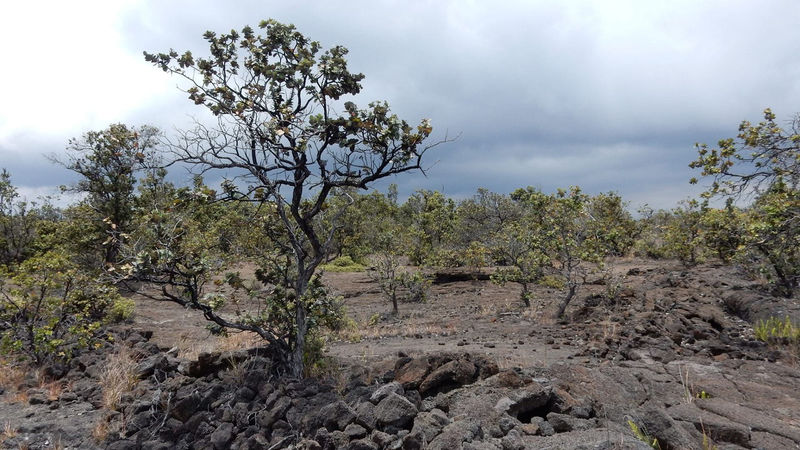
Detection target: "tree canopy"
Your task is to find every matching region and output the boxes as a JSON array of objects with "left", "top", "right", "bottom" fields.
[{"left": 140, "top": 19, "right": 445, "bottom": 376}]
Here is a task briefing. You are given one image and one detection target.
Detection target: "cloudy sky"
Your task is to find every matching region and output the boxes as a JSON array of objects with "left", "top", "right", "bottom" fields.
[{"left": 1, "top": 1, "right": 799, "bottom": 209}]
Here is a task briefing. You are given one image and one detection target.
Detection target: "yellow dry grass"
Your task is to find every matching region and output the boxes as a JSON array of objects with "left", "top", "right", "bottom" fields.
[
  {"left": 99, "top": 348, "right": 140, "bottom": 411},
  {"left": 176, "top": 331, "right": 261, "bottom": 361},
  {"left": 91, "top": 418, "right": 110, "bottom": 444},
  {"left": 0, "top": 360, "right": 26, "bottom": 402},
  {"left": 329, "top": 320, "right": 457, "bottom": 343}
]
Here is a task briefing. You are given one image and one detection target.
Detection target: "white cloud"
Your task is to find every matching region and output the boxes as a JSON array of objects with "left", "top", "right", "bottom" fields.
[{"left": 0, "top": 1, "right": 174, "bottom": 142}]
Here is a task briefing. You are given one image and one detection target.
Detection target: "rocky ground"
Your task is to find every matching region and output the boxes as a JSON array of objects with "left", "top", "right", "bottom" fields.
[{"left": 1, "top": 258, "right": 799, "bottom": 449}]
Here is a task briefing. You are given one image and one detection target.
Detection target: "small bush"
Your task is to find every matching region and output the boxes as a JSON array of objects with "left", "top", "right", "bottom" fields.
[
  {"left": 106, "top": 298, "right": 135, "bottom": 323},
  {"left": 398, "top": 270, "right": 432, "bottom": 303},
  {"left": 320, "top": 255, "right": 366, "bottom": 272},
  {"left": 303, "top": 331, "right": 332, "bottom": 378},
  {"left": 368, "top": 252, "right": 430, "bottom": 313},
  {"left": 601, "top": 268, "right": 627, "bottom": 304},
  {"left": 539, "top": 275, "right": 565, "bottom": 290},
  {"left": 368, "top": 313, "right": 381, "bottom": 327},
  {"left": 0, "top": 251, "right": 121, "bottom": 364}
]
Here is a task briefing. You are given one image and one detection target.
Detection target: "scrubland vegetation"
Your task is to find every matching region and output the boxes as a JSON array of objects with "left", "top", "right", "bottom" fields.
[
  {"left": 0, "top": 18, "right": 799, "bottom": 449},
  {"left": 2, "top": 111, "right": 798, "bottom": 371}
]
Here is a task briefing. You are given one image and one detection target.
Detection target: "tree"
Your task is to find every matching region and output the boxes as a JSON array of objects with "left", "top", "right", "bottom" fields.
[
  {"left": 0, "top": 170, "right": 40, "bottom": 266},
  {"left": 744, "top": 181, "right": 800, "bottom": 296},
  {"left": 691, "top": 109, "right": 800, "bottom": 196},
  {"left": 141, "top": 20, "right": 444, "bottom": 376},
  {"left": 663, "top": 199, "right": 706, "bottom": 266},
  {"left": 53, "top": 124, "right": 161, "bottom": 267},
  {"left": 691, "top": 109, "right": 800, "bottom": 296},
  {"left": 326, "top": 189, "right": 397, "bottom": 263},
  {"left": 492, "top": 187, "right": 604, "bottom": 316},
  {"left": 489, "top": 220, "right": 548, "bottom": 307},
  {"left": 401, "top": 190, "right": 457, "bottom": 266},
  {"left": 545, "top": 187, "right": 604, "bottom": 318},
  {"left": 586, "top": 192, "right": 637, "bottom": 256},
  {"left": 455, "top": 188, "right": 522, "bottom": 248},
  {"left": 363, "top": 202, "right": 430, "bottom": 314}
]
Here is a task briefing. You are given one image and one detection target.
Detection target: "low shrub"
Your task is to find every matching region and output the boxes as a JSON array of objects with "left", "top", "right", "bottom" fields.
[
  {"left": 320, "top": 255, "right": 366, "bottom": 272},
  {"left": 398, "top": 270, "right": 432, "bottom": 303},
  {"left": 539, "top": 275, "right": 565, "bottom": 290},
  {"left": 0, "top": 251, "right": 121, "bottom": 364},
  {"left": 106, "top": 298, "right": 136, "bottom": 323}
]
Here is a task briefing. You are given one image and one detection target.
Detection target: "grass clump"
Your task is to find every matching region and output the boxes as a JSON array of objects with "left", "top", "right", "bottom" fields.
[
  {"left": 754, "top": 316, "right": 800, "bottom": 342},
  {"left": 628, "top": 420, "right": 661, "bottom": 449},
  {"left": 754, "top": 316, "right": 800, "bottom": 361},
  {"left": 98, "top": 348, "right": 139, "bottom": 411}
]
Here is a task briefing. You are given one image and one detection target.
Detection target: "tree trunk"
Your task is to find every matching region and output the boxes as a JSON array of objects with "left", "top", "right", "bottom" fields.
[
  {"left": 104, "top": 239, "right": 119, "bottom": 267},
  {"left": 290, "top": 302, "right": 308, "bottom": 378},
  {"left": 289, "top": 271, "right": 311, "bottom": 378},
  {"left": 555, "top": 284, "right": 577, "bottom": 319},
  {"left": 520, "top": 283, "right": 530, "bottom": 307}
]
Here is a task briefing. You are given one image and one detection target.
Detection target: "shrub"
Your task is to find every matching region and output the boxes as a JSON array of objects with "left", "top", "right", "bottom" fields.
[
  {"left": 539, "top": 275, "right": 566, "bottom": 290},
  {"left": 398, "top": 270, "right": 432, "bottom": 303},
  {"left": 302, "top": 331, "right": 330, "bottom": 378},
  {"left": 663, "top": 199, "right": 706, "bottom": 266},
  {"left": 106, "top": 298, "right": 136, "bottom": 323},
  {"left": 0, "top": 251, "right": 120, "bottom": 364},
  {"left": 632, "top": 206, "right": 672, "bottom": 259},
  {"left": 368, "top": 251, "right": 431, "bottom": 313},
  {"left": 320, "top": 255, "right": 366, "bottom": 272},
  {"left": 700, "top": 206, "right": 745, "bottom": 263}
]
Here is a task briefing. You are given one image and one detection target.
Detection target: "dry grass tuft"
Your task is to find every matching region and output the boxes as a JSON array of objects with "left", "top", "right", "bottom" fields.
[
  {"left": 177, "top": 331, "right": 260, "bottom": 361},
  {"left": 366, "top": 322, "right": 455, "bottom": 340},
  {"left": 91, "top": 418, "right": 110, "bottom": 444},
  {"left": 2, "top": 421, "right": 17, "bottom": 438},
  {"left": 326, "top": 319, "right": 457, "bottom": 343},
  {"left": 601, "top": 320, "right": 619, "bottom": 341},
  {"left": 9, "top": 390, "right": 29, "bottom": 405},
  {"left": 519, "top": 306, "right": 542, "bottom": 321},
  {"left": 0, "top": 360, "right": 27, "bottom": 402},
  {"left": 217, "top": 331, "right": 261, "bottom": 352},
  {"left": 49, "top": 434, "right": 64, "bottom": 450},
  {"left": 0, "top": 421, "right": 18, "bottom": 447},
  {"left": 99, "top": 348, "right": 140, "bottom": 411},
  {"left": 43, "top": 381, "right": 64, "bottom": 402}
]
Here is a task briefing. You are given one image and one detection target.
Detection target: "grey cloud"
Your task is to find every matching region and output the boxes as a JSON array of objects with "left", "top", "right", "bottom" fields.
[{"left": 2, "top": 1, "right": 800, "bottom": 211}]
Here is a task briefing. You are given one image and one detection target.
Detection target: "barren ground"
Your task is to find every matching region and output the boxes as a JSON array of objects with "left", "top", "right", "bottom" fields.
[{"left": 132, "top": 257, "right": 793, "bottom": 369}]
